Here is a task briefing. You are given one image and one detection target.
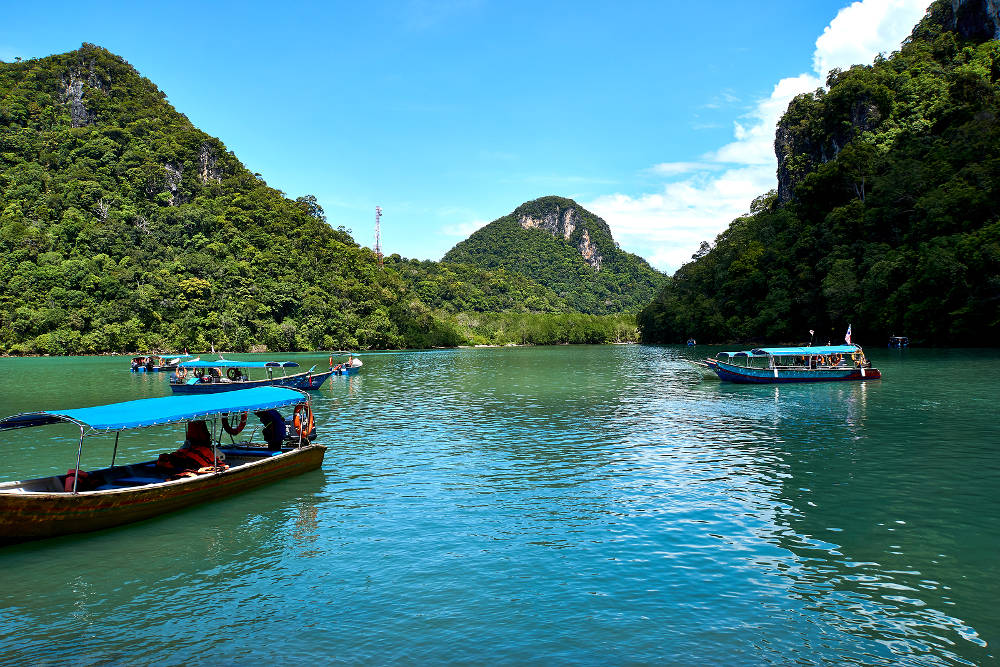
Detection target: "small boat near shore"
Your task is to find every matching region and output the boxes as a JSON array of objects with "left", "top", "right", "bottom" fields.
[
  {"left": 0, "top": 387, "right": 325, "bottom": 545},
  {"left": 170, "top": 358, "right": 333, "bottom": 394},
  {"left": 704, "top": 344, "right": 881, "bottom": 384},
  {"left": 130, "top": 353, "right": 197, "bottom": 372}
]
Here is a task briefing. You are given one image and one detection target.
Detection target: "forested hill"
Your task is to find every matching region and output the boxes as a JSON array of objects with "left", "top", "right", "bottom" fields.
[
  {"left": 442, "top": 196, "right": 667, "bottom": 314},
  {"left": 0, "top": 44, "right": 465, "bottom": 353},
  {"left": 639, "top": 0, "right": 1000, "bottom": 346}
]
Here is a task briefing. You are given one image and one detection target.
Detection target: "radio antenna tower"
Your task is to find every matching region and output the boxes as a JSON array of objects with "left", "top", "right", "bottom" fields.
[{"left": 374, "top": 205, "right": 383, "bottom": 268}]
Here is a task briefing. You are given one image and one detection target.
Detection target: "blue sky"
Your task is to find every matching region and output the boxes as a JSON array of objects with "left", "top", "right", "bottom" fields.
[{"left": 2, "top": 0, "right": 931, "bottom": 272}]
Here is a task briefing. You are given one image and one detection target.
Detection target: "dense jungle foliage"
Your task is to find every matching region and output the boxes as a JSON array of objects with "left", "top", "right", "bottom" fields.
[
  {"left": 443, "top": 196, "right": 667, "bottom": 315},
  {"left": 0, "top": 45, "right": 644, "bottom": 354},
  {"left": 383, "top": 254, "right": 570, "bottom": 313},
  {"left": 639, "top": 1, "right": 1000, "bottom": 346},
  {"left": 449, "top": 311, "right": 637, "bottom": 347}
]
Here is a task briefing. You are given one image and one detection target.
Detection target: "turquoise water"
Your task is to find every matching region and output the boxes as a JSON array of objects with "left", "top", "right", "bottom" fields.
[{"left": 0, "top": 346, "right": 997, "bottom": 665}]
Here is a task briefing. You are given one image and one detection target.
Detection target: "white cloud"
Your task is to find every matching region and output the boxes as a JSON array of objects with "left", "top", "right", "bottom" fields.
[
  {"left": 648, "top": 161, "right": 722, "bottom": 176},
  {"left": 586, "top": 0, "right": 932, "bottom": 273},
  {"left": 814, "top": 0, "right": 931, "bottom": 79},
  {"left": 441, "top": 219, "right": 488, "bottom": 237}
]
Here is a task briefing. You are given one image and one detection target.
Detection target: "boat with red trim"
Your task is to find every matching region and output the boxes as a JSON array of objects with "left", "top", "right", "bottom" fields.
[
  {"left": 0, "top": 387, "right": 325, "bottom": 545},
  {"left": 704, "top": 344, "right": 881, "bottom": 384},
  {"left": 170, "top": 358, "right": 333, "bottom": 393}
]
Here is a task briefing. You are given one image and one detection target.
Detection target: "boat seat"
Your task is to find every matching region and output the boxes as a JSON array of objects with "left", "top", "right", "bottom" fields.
[
  {"left": 219, "top": 447, "right": 284, "bottom": 457},
  {"left": 109, "top": 476, "right": 163, "bottom": 487}
]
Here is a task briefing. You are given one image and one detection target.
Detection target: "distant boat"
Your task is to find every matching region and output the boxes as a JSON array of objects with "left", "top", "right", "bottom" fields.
[
  {"left": 0, "top": 387, "right": 325, "bottom": 545},
  {"left": 888, "top": 336, "right": 909, "bottom": 348},
  {"left": 330, "top": 353, "right": 363, "bottom": 376},
  {"left": 130, "top": 354, "right": 197, "bottom": 372},
  {"left": 704, "top": 345, "right": 881, "bottom": 383},
  {"left": 686, "top": 338, "right": 697, "bottom": 346},
  {"left": 170, "top": 358, "right": 333, "bottom": 393}
]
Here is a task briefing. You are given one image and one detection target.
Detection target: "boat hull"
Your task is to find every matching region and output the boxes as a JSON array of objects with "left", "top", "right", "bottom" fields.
[
  {"left": 170, "top": 370, "right": 333, "bottom": 394},
  {"left": 0, "top": 445, "right": 326, "bottom": 545},
  {"left": 708, "top": 359, "right": 881, "bottom": 384}
]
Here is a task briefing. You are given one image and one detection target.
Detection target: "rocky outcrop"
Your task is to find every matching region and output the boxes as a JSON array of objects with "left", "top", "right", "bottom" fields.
[
  {"left": 199, "top": 142, "right": 223, "bottom": 183},
  {"left": 519, "top": 206, "right": 578, "bottom": 240},
  {"left": 774, "top": 0, "right": 999, "bottom": 204},
  {"left": 59, "top": 45, "right": 112, "bottom": 128},
  {"left": 164, "top": 164, "right": 183, "bottom": 206},
  {"left": 775, "top": 92, "right": 884, "bottom": 204},
  {"left": 577, "top": 228, "right": 602, "bottom": 270},
  {"left": 948, "top": 0, "right": 1000, "bottom": 40},
  {"left": 518, "top": 200, "right": 604, "bottom": 269}
]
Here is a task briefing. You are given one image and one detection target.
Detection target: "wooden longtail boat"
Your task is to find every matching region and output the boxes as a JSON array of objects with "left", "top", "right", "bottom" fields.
[
  {"left": 0, "top": 387, "right": 325, "bottom": 545},
  {"left": 170, "top": 358, "right": 333, "bottom": 394},
  {"left": 705, "top": 344, "right": 881, "bottom": 384}
]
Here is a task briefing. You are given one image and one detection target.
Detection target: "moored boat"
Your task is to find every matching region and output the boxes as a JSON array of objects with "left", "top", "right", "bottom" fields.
[
  {"left": 130, "top": 353, "right": 197, "bottom": 372},
  {"left": 0, "top": 387, "right": 325, "bottom": 545},
  {"left": 888, "top": 335, "right": 909, "bottom": 348},
  {"left": 705, "top": 344, "right": 881, "bottom": 384},
  {"left": 170, "top": 358, "right": 333, "bottom": 393}
]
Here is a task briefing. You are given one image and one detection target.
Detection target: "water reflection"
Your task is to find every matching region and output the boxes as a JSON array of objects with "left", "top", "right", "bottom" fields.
[{"left": 0, "top": 348, "right": 997, "bottom": 664}]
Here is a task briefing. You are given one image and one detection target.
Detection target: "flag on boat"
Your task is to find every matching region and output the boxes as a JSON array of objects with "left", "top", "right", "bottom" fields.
[{"left": 845, "top": 324, "right": 852, "bottom": 345}]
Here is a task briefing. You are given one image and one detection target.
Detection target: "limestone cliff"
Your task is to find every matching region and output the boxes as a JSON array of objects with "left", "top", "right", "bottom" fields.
[
  {"left": 775, "top": 0, "right": 1000, "bottom": 204},
  {"left": 442, "top": 196, "right": 666, "bottom": 314}
]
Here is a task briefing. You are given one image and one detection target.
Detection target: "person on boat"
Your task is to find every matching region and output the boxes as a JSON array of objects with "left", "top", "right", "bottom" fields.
[
  {"left": 255, "top": 410, "right": 287, "bottom": 451},
  {"left": 156, "top": 420, "right": 224, "bottom": 471}
]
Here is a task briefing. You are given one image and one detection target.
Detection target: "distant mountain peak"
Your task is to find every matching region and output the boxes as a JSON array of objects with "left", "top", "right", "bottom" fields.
[
  {"left": 511, "top": 196, "right": 611, "bottom": 269},
  {"left": 442, "top": 196, "right": 665, "bottom": 314}
]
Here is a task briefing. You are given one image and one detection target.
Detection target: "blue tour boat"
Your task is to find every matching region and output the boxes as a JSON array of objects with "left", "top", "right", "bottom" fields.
[
  {"left": 170, "top": 358, "right": 334, "bottom": 394},
  {"left": 704, "top": 344, "right": 881, "bottom": 384},
  {"left": 0, "top": 387, "right": 325, "bottom": 545}
]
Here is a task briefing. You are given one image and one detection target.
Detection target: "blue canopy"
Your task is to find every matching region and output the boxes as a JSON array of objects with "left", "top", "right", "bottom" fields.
[
  {"left": 178, "top": 359, "right": 299, "bottom": 369},
  {"left": 135, "top": 353, "right": 196, "bottom": 359},
  {"left": 718, "top": 345, "right": 859, "bottom": 359},
  {"left": 0, "top": 387, "right": 307, "bottom": 433},
  {"left": 752, "top": 345, "right": 859, "bottom": 356}
]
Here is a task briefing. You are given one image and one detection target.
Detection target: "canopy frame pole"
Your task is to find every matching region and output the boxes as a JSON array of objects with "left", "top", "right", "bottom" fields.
[
  {"left": 110, "top": 431, "right": 120, "bottom": 468},
  {"left": 211, "top": 418, "right": 220, "bottom": 473},
  {"left": 72, "top": 426, "right": 85, "bottom": 494}
]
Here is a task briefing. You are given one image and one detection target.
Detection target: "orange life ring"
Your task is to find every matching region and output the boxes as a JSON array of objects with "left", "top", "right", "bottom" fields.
[
  {"left": 223, "top": 412, "right": 248, "bottom": 435},
  {"left": 293, "top": 404, "right": 314, "bottom": 437},
  {"left": 176, "top": 367, "right": 188, "bottom": 379}
]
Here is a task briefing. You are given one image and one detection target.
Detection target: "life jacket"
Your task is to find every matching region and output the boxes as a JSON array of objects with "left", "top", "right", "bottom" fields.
[
  {"left": 182, "top": 443, "right": 218, "bottom": 468},
  {"left": 64, "top": 469, "right": 90, "bottom": 492},
  {"left": 157, "top": 443, "right": 220, "bottom": 470}
]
